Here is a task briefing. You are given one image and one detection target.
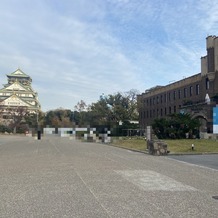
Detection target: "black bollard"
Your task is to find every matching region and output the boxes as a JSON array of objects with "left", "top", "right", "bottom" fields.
[{"left": 37, "top": 130, "right": 41, "bottom": 140}]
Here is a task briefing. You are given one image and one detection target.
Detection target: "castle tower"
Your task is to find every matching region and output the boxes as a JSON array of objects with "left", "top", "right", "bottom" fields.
[{"left": 0, "top": 69, "right": 41, "bottom": 113}]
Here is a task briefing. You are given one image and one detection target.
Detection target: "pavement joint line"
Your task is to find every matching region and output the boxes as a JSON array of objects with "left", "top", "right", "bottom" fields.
[
  {"left": 74, "top": 169, "right": 112, "bottom": 218},
  {"left": 104, "top": 156, "right": 133, "bottom": 170},
  {"left": 47, "top": 138, "right": 61, "bottom": 154}
]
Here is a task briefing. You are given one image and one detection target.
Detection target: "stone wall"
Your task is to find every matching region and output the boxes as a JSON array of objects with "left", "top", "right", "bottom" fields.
[{"left": 147, "top": 140, "right": 168, "bottom": 156}]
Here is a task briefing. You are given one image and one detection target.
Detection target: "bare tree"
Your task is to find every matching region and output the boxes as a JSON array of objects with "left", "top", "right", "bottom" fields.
[
  {"left": 74, "top": 100, "right": 88, "bottom": 112},
  {"left": 6, "top": 106, "right": 29, "bottom": 133}
]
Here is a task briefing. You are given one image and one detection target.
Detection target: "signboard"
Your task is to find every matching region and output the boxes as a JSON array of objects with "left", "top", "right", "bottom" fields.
[{"left": 213, "top": 107, "right": 218, "bottom": 133}]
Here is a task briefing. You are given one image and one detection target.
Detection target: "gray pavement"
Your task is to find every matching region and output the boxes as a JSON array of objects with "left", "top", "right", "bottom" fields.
[
  {"left": 0, "top": 135, "right": 218, "bottom": 217},
  {"left": 168, "top": 154, "right": 218, "bottom": 170}
]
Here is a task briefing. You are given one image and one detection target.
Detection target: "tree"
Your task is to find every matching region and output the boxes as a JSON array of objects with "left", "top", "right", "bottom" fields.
[
  {"left": 45, "top": 109, "right": 72, "bottom": 127},
  {"left": 71, "top": 90, "right": 139, "bottom": 132},
  {"left": 152, "top": 113, "right": 201, "bottom": 139},
  {"left": 0, "top": 106, "right": 45, "bottom": 133},
  {"left": 90, "top": 90, "right": 139, "bottom": 126},
  {"left": 25, "top": 110, "right": 45, "bottom": 129},
  {"left": 74, "top": 100, "right": 88, "bottom": 112},
  {"left": 74, "top": 100, "right": 89, "bottom": 126},
  {"left": 125, "top": 89, "right": 139, "bottom": 120},
  {"left": 6, "top": 106, "right": 30, "bottom": 133},
  {"left": 90, "top": 97, "right": 112, "bottom": 125}
]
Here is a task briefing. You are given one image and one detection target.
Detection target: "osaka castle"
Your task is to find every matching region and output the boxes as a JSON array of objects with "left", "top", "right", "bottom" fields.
[{"left": 0, "top": 69, "right": 41, "bottom": 113}]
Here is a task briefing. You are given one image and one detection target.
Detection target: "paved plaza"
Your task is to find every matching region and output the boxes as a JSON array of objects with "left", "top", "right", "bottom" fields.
[{"left": 0, "top": 135, "right": 218, "bottom": 217}]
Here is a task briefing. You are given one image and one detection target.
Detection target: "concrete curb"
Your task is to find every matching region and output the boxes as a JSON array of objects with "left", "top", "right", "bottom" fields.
[
  {"left": 168, "top": 152, "right": 218, "bottom": 156},
  {"left": 107, "top": 143, "right": 218, "bottom": 156}
]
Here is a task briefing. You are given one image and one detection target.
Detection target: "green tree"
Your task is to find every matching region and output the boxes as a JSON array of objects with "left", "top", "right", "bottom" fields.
[
  {"left": 90, "top": 90, "right": 139, "bottom": 126},
  {"left": 71, "top": 90, "right": 139, "bottom": 132},
  {"left": 90, "top": 97, "right": 111, "bottom": 125},
  {"left": 152, "top": 113, "right": 201, "bottom": 139}
]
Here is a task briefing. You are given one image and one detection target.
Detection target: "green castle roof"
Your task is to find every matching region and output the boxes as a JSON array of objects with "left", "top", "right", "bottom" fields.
[{"left": 7, "top": 69, "right": 31, "bottom": 79}]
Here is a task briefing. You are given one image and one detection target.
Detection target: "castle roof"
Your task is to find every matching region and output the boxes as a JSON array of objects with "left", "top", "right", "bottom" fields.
[
  {"left": 0, "top": 94, "right": 31, "bottom": 107},
  {"left": 7, "top": 68, "right": 31, "bottom": 79},
  {"left": 0, "top": 80, "right": 31, "bottom": 92}
]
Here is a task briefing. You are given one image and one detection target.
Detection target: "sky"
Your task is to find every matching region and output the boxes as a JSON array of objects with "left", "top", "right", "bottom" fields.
[{"left": 0, "top": 0, "right": 218, "bottom": 112}]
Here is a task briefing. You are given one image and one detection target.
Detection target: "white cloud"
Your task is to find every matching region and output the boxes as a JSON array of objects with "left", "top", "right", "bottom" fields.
[
  {"left": 197, "top": 0, "right": 218, "bottom": 33},
  {"left": 0, "top": 0, "right": 218, "bottom": 111}
]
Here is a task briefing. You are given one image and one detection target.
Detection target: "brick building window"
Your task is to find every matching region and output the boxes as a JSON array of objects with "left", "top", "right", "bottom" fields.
[
  {"left": 184, "top": 88, "right": 187, "bottom": 98},
  {"left": 160, "top": 95, "right": 163, "bottom": 103},
  {"left": 178, "top": 90, "right": 181, "bottom": 99},
  {"left": 173, "top": 91, "right": 176, "bottom": 100},
  {"left": 196, "top": 84, "right": 200, "bottom": 95},
  {"left": 206, "top": 78, "right": 209, "bottom": 90},
  {"left": 190, "top": 86, "right": 193, "bottom": 96}
]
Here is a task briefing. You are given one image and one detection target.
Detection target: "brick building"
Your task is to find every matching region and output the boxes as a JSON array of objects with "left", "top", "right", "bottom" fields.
[{"left": 138, "top": 36, "right": 218, "bottom": 134}]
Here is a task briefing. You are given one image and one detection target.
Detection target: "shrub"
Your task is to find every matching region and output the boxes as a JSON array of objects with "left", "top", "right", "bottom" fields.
[{"left": 152, "top": 113, "right": 201, "bottom": 139}]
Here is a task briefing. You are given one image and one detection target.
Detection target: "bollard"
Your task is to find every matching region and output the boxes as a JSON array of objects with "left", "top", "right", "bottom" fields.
[
  {"left": 37, "top": 130, "right": 41, "bottom": 140},
  {"left": 192, "top": 144, "right": 194, "bottom": 150}
]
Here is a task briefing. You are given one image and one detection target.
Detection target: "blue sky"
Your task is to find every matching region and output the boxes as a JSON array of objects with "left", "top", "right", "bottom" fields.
[{"left": 0, "top": 0, "right": 218, "bottom": 111}]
